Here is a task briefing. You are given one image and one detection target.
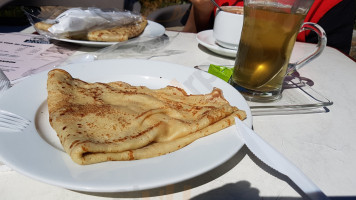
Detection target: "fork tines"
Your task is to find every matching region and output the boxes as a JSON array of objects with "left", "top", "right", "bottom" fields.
[{"left": 0, "top": 110, "right": 31, "bottom": 132}]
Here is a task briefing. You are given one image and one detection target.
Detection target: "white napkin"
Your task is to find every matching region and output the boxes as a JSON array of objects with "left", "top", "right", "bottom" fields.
[{"left": 48, "top": 8, "right": 138, "bottom": 35}]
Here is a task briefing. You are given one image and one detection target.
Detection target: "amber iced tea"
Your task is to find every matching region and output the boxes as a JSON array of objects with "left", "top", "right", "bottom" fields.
[{"left": 231, "top": 4, "right": 306, "bottom": 95}]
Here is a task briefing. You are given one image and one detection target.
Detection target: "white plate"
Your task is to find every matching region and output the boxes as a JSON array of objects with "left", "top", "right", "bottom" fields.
[
  {"left": 0, "top": 59, "right": 252, "bottom": 192},
  {"left": 196, "top": 30, "right": 237, "bottom": 58},
  {"left": 53, "top": 20, "right": 165, "bottom": 47}
]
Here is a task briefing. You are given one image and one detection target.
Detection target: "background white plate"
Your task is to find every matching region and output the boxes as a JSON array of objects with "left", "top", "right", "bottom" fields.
[
  {"left": 0, "top": 59, "right": 252, "bottom": 192},
  {"left": 196, "top": 30, "right": 237, "bottom": 58},
  {"left": 54, "top": 20, "right": 165, "bottom": 47}
]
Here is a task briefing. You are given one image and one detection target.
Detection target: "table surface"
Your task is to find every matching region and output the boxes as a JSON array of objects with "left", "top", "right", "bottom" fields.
[{"left": 1, "top": 30, "right": 356, "bottom": 200}]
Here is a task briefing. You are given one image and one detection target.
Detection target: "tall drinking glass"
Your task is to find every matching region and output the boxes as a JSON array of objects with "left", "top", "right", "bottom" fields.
[{"left": 230, "top": 0, "right": 326, "bottom": 102}]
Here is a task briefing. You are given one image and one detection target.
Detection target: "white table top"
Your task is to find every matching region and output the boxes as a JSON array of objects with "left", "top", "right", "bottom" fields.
[{"left": 1, "top": 30, "right": 356, "bottom": 199}]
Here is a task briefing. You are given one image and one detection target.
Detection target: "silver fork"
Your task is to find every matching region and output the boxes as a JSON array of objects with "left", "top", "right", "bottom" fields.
[{"left": 0, "top": 110, "right": 30, "bottom": 132}]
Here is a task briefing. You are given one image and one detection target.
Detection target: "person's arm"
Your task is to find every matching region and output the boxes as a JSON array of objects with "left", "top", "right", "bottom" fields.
[{"left": 183, "top": 0, "right": 215, "bottom": 33}]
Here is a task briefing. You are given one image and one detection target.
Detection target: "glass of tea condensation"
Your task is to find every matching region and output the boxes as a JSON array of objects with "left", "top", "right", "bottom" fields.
[{"left": 229, "top": 0, "right": 327, "bottom": 102}]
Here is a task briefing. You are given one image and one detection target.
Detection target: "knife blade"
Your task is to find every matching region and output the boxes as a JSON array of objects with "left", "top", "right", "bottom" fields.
[{"left": 234, "top": 117, "right": 329, "bottom": 200}]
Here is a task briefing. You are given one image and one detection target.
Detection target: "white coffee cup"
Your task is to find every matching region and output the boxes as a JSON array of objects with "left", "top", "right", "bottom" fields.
[{"left": 213, "top": 6, "right": 244, "bottom": 50}]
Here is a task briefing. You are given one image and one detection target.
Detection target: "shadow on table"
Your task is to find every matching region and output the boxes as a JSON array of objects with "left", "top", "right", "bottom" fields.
[
  {"left": 192, "top": 181, "right": 260, "bottom": 200},
  {"left": 197, "top": 44, "right": 236, "bottom": 60},
  {"left": 77, "top": 145, "right": 355, "bottom": 200},
  {"left": 192, "top": 182, "right": 356, "bottom": 200}
]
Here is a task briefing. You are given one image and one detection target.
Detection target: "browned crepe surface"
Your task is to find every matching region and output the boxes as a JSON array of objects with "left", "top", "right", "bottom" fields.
[
  {"left": 87, "top": 17, "right": 148, "bottom": 42},
  {"left": 47, "top": 69, "right": 246, "bottom": 165}
]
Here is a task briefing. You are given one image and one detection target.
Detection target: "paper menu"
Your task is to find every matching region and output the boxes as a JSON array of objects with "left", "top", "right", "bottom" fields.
[{"left": 0, "top": 32, "right": 78, "bottom": 82}]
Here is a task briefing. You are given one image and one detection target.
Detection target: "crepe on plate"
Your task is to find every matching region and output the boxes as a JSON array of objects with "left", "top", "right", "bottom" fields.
[
  {"left": 47, "top": 69, "right": 246, "bottom": 165},
  {"left": 35, "top": 17, "right": 147, "bottom": 42}
]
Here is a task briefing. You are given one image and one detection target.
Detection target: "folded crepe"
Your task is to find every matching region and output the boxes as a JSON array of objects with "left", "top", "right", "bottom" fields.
[{"left": 47, "top": 69, "right": 246, "bottom": 165}]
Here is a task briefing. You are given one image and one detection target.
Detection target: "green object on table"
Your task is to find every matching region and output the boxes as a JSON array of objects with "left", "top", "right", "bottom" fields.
[{"left": 208, "top": 64, "right": 233, "bottom": 82}]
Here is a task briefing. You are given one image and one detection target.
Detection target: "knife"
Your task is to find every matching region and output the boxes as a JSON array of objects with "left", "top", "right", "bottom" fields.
[{"left": 234, "top": 117, "right": 329, "bottom": 200}]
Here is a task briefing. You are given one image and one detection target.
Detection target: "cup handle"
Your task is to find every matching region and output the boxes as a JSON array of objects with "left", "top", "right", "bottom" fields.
[{"left": 287, "top": 22, "right": 327, "bottom": 74}]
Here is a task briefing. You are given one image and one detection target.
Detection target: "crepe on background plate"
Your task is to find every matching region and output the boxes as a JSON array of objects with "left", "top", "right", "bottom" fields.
[{"left": 35, "top": 17, "right": 148, "bottom": 42}]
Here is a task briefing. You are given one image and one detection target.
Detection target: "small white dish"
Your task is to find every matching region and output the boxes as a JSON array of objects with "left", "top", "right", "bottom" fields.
[
  {"left": 196, "top": 30, "right": 237, "bottom": 58},
  {"left": 53, "top": 20, "right": 165, "bottom": 47},
  {"left": 0, "top": 59, "right": 252, "bottom": 192}
]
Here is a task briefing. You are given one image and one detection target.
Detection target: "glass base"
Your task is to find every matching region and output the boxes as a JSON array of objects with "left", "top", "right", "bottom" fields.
[{"left": 229, "top": 80, "right": 282, "bottom": 102}]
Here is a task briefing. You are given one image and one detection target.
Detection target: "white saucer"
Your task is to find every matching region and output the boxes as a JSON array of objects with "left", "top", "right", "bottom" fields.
[{"left": 196, "top": 30, "right": 237, "bottom": 58}]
